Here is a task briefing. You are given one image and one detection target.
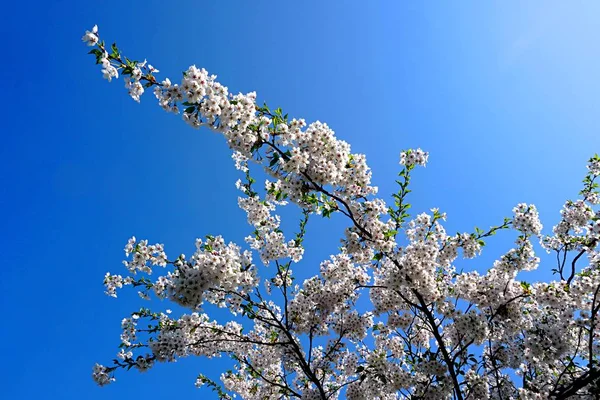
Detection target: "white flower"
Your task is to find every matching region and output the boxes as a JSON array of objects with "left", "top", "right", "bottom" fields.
[
  {"left": 400, "top": 148, "right": 429, "bottom": 167},
  {"left": 100, "top": 58, "right": 119, "bottom": 82},
  {"left": 587, "top": 157, "right": 600, "bottom": 176},
  {"left": 81, "top": 27, "right": 99, "bottom": 46},
  {"left": 92, "top": 364, "right": 114, "bottom": 386},
  {"left": 513, "top": 203, "right": 543, "bottom": 235}
]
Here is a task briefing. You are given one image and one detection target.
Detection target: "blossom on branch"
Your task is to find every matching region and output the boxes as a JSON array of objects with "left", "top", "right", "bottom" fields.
[{"left": 84, "top": 25, "right": 600, "bottom": 400}]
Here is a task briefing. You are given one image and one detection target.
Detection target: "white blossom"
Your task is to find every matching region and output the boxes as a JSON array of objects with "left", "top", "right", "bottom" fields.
[{"left": 84, "top": 26, "right": 600, "bottom": 400}]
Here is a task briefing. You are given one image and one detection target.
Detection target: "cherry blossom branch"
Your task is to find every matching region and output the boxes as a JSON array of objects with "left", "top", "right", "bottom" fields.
[{"left": 83, "top": 25, "right": 600, "bottom": 400}]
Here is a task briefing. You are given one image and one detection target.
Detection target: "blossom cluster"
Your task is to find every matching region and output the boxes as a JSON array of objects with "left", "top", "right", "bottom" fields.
[
  {"left": 123, "top": 236, "right": 168, "bottom": 274},
  {"left": 512, "top": 203, "right": 543, "bottom": 235},
  {"left": 237, "top": 184, "right": 304, "bottom": 265},
  {"left": 92, "top": 363, "right": 114, "bottom": 386},
  {"left": 399, "top": 148, "right": 429, "bottom": 168}
]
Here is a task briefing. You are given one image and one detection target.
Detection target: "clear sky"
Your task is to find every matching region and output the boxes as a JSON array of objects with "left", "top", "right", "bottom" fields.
[{"left": 2, "top": 1, "right": 600, "bottom": 398}]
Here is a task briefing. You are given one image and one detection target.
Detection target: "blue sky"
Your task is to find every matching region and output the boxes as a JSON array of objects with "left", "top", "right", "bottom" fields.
[{"left": 2, "top": 1, "right": 600, "bottom": 398}]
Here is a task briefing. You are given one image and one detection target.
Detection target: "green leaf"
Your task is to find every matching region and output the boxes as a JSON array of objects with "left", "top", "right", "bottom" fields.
[{"left": 269, "top": 153, "right": 279, "bottom": 167}]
